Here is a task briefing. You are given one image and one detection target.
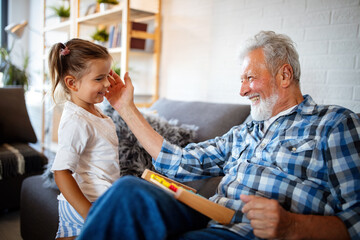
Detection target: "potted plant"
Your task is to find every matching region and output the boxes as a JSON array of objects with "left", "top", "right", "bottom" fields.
[
  {"left": 112, "top": 63, "right": 121, "bottom": 76},
  {"left": 91, "top": 28, "right": 109, "bottom": 46},
  {"left": 97, "top": 0, "right": 119, "bottom": 12},
  {"left": 0, "top": 47, "right": 29, "bottom": 91},
  {"left": 50, "top": 5, "right": 70, "bottom": 22}
]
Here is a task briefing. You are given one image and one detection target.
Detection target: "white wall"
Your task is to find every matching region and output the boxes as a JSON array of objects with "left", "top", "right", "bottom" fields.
[
  {"left": 7, "top": 0, "right": 29, "bottom": 72},
  {"left": 7, "top": 0, "right": 44, "bottom": 90},
  {"left": 27, "top": 0, "right": 45, "bottom": 92},
  {"left": 160, "top": 0, "right": 360, "bottom": 113}
]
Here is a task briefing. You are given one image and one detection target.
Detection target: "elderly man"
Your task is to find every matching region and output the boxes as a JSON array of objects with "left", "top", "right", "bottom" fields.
[{"left": 78, "top": 31, "right": 360, "bottom": 239}]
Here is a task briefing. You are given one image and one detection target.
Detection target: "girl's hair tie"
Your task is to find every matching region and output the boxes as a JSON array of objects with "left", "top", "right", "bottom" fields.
[{"left": 60, "top": 46, "right": 70, "bottom": 56}]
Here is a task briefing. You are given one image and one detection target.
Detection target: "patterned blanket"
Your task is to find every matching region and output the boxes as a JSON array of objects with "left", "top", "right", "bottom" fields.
[{"left": 0, "top": 143, "right": 47, "bottom": 180}]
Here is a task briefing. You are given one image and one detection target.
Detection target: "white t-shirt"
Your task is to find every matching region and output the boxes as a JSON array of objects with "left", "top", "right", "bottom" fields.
[{"left": 51, "top": 101, "right": 120, "bottom": 202}]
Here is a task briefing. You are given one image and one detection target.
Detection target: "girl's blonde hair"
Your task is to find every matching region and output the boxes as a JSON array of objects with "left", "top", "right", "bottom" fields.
[{"left": 48, "top": 38, "right": 111, "bottom": 103}]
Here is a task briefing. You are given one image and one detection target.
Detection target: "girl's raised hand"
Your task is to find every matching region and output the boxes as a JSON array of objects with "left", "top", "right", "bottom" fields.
[{"left": 105, "top": 71, "right": 134, "bottom": 112}]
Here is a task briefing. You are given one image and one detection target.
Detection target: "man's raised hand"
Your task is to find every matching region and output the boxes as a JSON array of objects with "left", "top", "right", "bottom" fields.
[{"left": 105, "top": 71, "right": 134, "bottom": 112}]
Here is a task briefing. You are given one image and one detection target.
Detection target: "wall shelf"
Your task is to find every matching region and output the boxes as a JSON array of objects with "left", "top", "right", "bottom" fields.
[
  {"left": 44, "top": 20, "right": 71, "bottom": 32},
  {"left": 77, "top": 6, "right": 154, "bottom": 26}
]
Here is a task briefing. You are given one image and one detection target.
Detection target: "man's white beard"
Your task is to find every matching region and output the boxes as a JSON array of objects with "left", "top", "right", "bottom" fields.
[{"left": 251, "top": 93, "right": 279, "bottom": 121}]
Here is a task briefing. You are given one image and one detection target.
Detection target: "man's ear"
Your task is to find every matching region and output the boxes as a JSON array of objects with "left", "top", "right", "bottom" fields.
[
  {"left": 64, "top": 75, "right": 78, "bottom": 91},
  {"left": 278, "top": 64, "right": 293, "bottom": 88}
]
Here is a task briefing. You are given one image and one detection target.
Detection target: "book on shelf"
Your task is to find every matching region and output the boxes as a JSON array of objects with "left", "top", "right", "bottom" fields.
[
  {"left": 108, "top": 25, "right": 115, "bottom": 48},
  {"left": 114, "top": 24, "right": 121, "bottom": 48},
  {"left": 107, "top": 22, "right": 147, "bottom": 50},
  {"left": 131, "top": 22, "right": 147, "bottom": 50},
  {"left": 108, "top": 23, "right": 121, "bottom": 49},
  {"left": 141, "top": 169, "right": 235, "bottom": 224}
]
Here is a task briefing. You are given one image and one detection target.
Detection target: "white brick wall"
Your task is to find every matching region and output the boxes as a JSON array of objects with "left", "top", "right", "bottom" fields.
[{"left": 160, "top": 0, "right": 360, "bottom": 113}]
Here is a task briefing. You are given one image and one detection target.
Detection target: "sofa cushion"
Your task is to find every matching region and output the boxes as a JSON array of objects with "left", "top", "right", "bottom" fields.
[{"left": 150, "top": 98, "right": 251, "bottom": 142}]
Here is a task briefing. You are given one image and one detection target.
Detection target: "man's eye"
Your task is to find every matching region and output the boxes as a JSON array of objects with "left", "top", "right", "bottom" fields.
[{"left": 240, "top": 76, "right": 254, "bottom": 84}]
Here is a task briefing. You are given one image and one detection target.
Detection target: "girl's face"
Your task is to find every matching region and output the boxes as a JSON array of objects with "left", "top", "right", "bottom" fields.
[{"left": 70, "top": 58, "right": 112, "bottom": 110}]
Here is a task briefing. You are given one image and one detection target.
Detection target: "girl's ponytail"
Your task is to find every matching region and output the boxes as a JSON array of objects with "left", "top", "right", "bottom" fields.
[{"left": 48, "top": 43, "right": 69, "bottom": 103}]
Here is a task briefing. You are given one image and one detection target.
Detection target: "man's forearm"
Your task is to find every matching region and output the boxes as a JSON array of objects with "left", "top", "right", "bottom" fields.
[
  {"left": 290, "top": 213, "right": 350, "bottom": 239},
  {"left": 117, "top": 103, "right": 164, "bottom": 160}
]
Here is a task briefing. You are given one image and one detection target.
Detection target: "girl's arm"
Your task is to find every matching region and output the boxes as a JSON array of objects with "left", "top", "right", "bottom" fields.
[{"left": 54, "top": 170, "right": 92, "bottom": 220}]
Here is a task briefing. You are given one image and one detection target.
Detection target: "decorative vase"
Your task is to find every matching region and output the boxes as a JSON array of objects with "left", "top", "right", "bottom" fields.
[
  {"left": 60, "top": 17, "right": 69, "bottom": 22},
  {"left": 99, "top": 3, "right": 113, "bottom": 12}
]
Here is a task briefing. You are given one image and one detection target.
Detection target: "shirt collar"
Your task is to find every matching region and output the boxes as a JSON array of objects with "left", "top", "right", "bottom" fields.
[
  {"left": 292, "top": 94, "right": 318, "bottom": 116},
  {"left": 263, "top": 105, "right": 296, "bottom": 132}
]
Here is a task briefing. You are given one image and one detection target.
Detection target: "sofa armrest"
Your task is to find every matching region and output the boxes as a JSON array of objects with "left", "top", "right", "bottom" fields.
[{"left": 20, "top": 175, "right": 59, "bottom": 240}]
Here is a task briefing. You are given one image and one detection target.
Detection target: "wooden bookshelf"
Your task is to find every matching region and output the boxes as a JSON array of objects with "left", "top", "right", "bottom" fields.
[{"left": 41, "top": 0, "right": 161, "bottom": 152}]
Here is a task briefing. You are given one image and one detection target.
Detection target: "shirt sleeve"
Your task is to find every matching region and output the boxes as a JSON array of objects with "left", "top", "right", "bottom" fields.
[
  {"left": 327, "top": 112, "right": 360, "bottom": 239},
  {"left": 51, "top": 115, "right": 90, "bottom": 173},
  {"left": 153, "top": 125, "right": 241, "bottom": 182}
]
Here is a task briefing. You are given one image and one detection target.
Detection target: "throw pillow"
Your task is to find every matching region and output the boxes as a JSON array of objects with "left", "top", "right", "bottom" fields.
[{"left": 110, "top": 108, "right": 198, "bottom": 177}]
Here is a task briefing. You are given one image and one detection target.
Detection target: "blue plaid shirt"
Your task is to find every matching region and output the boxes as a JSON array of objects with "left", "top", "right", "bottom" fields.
[{"left": 153, "top": 95, "right": 360, "bottom": 239}]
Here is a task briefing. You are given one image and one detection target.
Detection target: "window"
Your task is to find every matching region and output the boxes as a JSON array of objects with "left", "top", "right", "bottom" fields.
[
  {"left": 0, "top": 0, "right": 8, "bottom": 48},
  {"left": 0, "top": 0, "right": 7, "bottom": 86}
]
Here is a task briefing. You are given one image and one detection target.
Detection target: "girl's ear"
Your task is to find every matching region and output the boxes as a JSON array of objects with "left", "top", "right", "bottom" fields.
[{"left": 64, "top": 75, "right": 78, "bottom": 91}]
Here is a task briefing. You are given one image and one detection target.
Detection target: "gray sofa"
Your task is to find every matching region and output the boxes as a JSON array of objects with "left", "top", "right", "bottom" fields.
[{"left": 20, "top": 98, "right": 251, "bottom": 240}]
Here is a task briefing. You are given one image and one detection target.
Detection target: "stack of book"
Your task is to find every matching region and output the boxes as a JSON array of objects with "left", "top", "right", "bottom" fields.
[
  {"left": 108, "top": 23, "right": 121, "bottom": 48},
  {"left": 107, "top": 22, "right": 148, "bottom": 50}
]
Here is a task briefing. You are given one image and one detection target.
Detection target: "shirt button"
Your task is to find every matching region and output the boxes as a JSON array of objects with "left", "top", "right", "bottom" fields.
[
  {"left": 291, "top": 147, "right": 297, "bottom": 153},
  {"left": 260, "top": 143, "right": 266, "bottom": 148}
]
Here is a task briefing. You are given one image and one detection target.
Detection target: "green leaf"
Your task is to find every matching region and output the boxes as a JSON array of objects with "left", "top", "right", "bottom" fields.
[
  {"left": 91, "top": 28, "right": 109, "bottom": 42},
  {"left": 50, "top": 5, "right": 70, "bottom": 18},
  {"left": 0, "top": 47, "right": 29, "bottom": 91}
]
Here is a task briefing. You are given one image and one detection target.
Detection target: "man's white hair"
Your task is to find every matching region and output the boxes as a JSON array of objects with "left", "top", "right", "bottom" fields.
[{"left": 239, "top": 31, "right": 301, "bottom": 83}]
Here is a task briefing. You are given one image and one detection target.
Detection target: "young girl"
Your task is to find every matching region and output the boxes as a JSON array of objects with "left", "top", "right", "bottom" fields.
[{"left": 48, "top": 38, "right": 120, "bottom": 240}]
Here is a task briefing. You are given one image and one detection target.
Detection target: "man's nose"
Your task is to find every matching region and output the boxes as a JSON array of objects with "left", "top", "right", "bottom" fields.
[{"left": 240, "top": 81, "right": 249, "bottom": 97}]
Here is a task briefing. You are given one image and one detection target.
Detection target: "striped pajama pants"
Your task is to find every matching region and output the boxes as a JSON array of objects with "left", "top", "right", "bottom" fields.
[{"left": 56, "top": 200, "right": 84, "bottom": 238}]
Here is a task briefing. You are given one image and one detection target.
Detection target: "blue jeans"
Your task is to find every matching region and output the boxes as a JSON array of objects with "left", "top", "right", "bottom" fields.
[{"left": 77, "top": 176, "right": 243, "bottom": 240}]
